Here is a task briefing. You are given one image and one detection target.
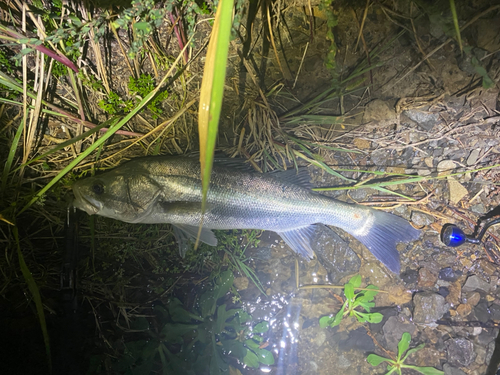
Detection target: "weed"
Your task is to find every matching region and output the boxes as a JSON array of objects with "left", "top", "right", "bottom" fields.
[
  {"left": 88, "top": 270, "right": 274, "bottom": 374},
  {"left": 367, "top": 332, "right": 444, "bottom": 375},
  {"left": 319, "top": 274, "right": 382, "bottom": 328}
]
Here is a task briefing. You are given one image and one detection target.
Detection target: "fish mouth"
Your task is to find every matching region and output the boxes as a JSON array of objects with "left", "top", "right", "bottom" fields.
[{"left": 72, "top": 187, "right": 102, "bottom": 215}]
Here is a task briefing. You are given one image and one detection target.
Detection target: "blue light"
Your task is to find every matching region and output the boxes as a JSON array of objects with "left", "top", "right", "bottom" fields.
[{"left": 441, "top": 225, "right": 466, "bottom": 247}]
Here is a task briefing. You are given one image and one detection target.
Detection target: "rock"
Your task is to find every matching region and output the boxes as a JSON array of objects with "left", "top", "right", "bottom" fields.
[
  {"left": 439, "top": 267, "right": 461, "bottom": 282},
  {"left": 443, "top": 363, "right": 467, "bottom": 375},
  {"left": 475, "top": 345, "right": 487, "bottom": 365},
  {"left": 403, "top": 108, "right": 440, "bottom": 131},
  {"left": 337, "top": 327, "right": 375, "bottom": 352},
  {"left": 233, "top": 276, "right": 249, "bottom": 291},
  {"left": 412, "top": 292, "right": 449, "bottom": 323},
  {"left": 312, "top": 225, "right": 360, "bottom": 284},
  {"left": 486, "top": 339, "right": 496, "bottom": 364},
  {"left": 371, "top": 149, "right": 393, "bottom": 166},
  {"left": 438, "top": 286, "right": 449, "bottom": 298},
  {"left": 382, "top": 316, "right": 416, "bottom": 349},
  {"left": 363, "top": 99, "right": 397, "bottom": 125},
  {"left": 463, "top": 292, "right": 481, "bottom": 307},
  {"left": 401, "top": 268, "right": 419, "bottom": 287},
  {"left": 353, "top": 138, "right": 371, "bottom": 149},
  {"left": 411, "top": 212, "right": 435, "bottom": 227},
  {"left": 387, "top": 285, "right": 413, "bottom": 305},
  {"left": 446, "top": 281, "right": 462, "bottom": 306},
  {"left": 313, "top": 330, "right": 326, "bottom": 347},
  {"left": 456, "top": 303, "right": 472, "bottom": 318},
  {"left": 463, "top": 275, "right": 491, "bottom": 293},
  {"left": 448, "top": 178, "right": 469, "bottom": 204},
  {"left": 437, "top": 160, "right": 457, "bottom": 175},
  {"left": 467, "top": 149, "right": 481, "bottom": 166},
  {"left": 471, "top": 203, "right": 486, "bottom": 214},
  {"left": 445, "top": 338, "right": 476, "bottom": 367},
  {"left": 474, "top": 302, "right": 491, "bottom": 322},
  {"left": 418, "top": 267, "right": 438, "bottom": 288}
]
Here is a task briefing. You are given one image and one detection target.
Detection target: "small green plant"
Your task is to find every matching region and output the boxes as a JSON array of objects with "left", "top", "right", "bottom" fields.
[
  {"left": 128, "top": 74, "right": 169, "bottom": 119},
  {"left": 367, "top": 332, "right": 444, "bottom": 375},
  {"left": 162, "top": 270, "right": 274, "bottom": 373},
  {"left": 86, "top": 270, "right": 274, "bottom": 374},
  {"left": 319, "top": 274, "right": 382, "bottom": 328}
]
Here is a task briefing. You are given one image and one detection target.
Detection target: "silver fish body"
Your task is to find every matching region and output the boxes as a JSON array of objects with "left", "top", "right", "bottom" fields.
[{"left": 72, "top": 156, "right": 420, "bottom": 273}]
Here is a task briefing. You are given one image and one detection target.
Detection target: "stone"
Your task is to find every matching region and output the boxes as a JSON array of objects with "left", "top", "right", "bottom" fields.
[
  {"left": 439, "top": 267, "right": 460, "bottom": 282},
  {"left": 418, "top": 267, "right": 438, "bottom": 288},
  {"left": 467, "top": 149, "right": 481, "bottom": 166},
  {"left": 413, "top": 292, "right": 449, "bottom": 324},
  {"left": 456, "top": 303, "right": 472, "bottom": 318},
  {"left": 233, "top": 276, "right": 249, "bottom": 291},
  {"left": 445, "top": 338, "right": 476, "bottom": 367},
  {"left": 312, "top": 225, "right": 360, "bottom": 284},
  {"left": 337, "top": 327, "right": 375, "bottom": 352},
  {"left": 382, "top": 316, "right": 416, "bottom": 349},
  {"left": 353, "top": 138, "right": 371, "bottom": 149},
  {"left": 443, "top": 363, "right": 467, "bottom": 375},
  {"left": 403, "top": 108, "right": 440, "bottom": 131},
  {"left": 411, "top": 212, "right": 435, "bottom": 227},
  {"left": 363, "top": 99, "right": 397, "bottom": 125},
  {"left": 463, "top": 275, "right": 492, "bottom": 293},
  {"left": 448, "top": 177, "right": 469, "bottom": 204}
]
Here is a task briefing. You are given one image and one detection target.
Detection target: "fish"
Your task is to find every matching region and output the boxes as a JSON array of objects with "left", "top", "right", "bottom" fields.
[{"left": 72, "top": 155, "right": 420, "bottom": 273}]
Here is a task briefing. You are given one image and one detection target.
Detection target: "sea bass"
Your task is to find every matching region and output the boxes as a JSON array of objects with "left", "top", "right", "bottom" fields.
[{"left": 72, "top": 156, "right": 420, "bottom": 273}]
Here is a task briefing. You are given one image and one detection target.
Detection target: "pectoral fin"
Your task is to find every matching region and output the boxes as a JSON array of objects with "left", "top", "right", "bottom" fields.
[
  {"left": 172, "top": 224, "right": 218, "bottom": 257},
  {"left": 276, "top": 225, "right": 317, "bottom": 259}
]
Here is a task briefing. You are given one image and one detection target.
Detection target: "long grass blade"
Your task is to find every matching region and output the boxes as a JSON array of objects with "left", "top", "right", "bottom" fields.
[
  {"left": 13, "top": 225, "right": 52, "bottom": 372},
  {"left": 197, "top": 0, "right": 234, "bottom": 245}
]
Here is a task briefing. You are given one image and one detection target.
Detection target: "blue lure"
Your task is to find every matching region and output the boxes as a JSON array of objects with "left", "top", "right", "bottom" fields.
[{"left": 441, "top": 218, "right": 500, "bottom": 247}]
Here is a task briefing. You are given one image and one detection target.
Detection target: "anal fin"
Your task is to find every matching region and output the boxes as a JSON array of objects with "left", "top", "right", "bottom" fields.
[
  {"left": 172, "top": 224, "right": 218, "bottom": 257},
  {"left": 276, "top": 225, "right": 317, "bottom": 259}
]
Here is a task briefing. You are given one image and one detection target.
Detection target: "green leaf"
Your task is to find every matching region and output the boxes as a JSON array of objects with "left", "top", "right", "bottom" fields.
[
  {"left": 356, "top": 301, "right": 375, "bottom": 311},
  {"left": 134, "top": 21, "right": 151, "bottom": 32},
  {"left": 243, "top": 349, "right": 260, "bottom": 368},
  {"left": 344, "top": 282, "right": 355, "bottom": 301},
  {"left": 253, "top": 321, "right": 269, "bottom": 334},
  {"left": 245, "top": 338, "right": 260, "bottom": 350},
  {"left": 348, "top": 274, "right": 362, "bottom": 288},
  {"left": 397, "top": 332, "right": 412, "bottom": 360},
  {"left": 251, "top": 335, "right": 264, "bottom": 343},
  {"left": 362, "top": 285, "right": 380, "bottom": 300},
  {"left": 168, "top": 297, "right": 202, "bottom": 323},
  {"left": 319, "top": 315, "right": 333, "bottom": 328},
  {"left": 253, "top": 347, "right": 275, "bottom": 365},
  {"left": 331, "top": 306, "right": 345, "bottom": 326},
  {"left": 130, "top": 317, "right": 149, "bottom": 330},
  {"left": 221, "top": 339, "right": 247, "bottom": 359},
  {"left": 160, "top": 323, "right": 198, "bottom": 343},
  {"left": 366, "top": 354, "right": 391, "bottom": 366},
  {"left": 402, "top": 343, "right": 425, "bottom": 362},
  {"left": 364, "top": 312, "right": 383, "bottom": 323}
]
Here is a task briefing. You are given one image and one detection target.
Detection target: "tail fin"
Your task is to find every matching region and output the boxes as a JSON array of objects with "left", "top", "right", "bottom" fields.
[{"left": 346, "top": 209, "right": 420, "bottom": 274}]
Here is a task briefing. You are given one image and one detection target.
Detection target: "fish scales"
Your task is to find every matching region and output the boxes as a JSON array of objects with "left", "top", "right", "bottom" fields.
[{"left": 72, "top": 156, "right": 420, "bottom": 273}]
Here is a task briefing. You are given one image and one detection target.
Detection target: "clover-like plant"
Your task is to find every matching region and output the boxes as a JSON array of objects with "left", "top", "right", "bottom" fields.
[
  {"left": 367, "top": 332, "right": 444, "bottom": 375},
  {"left": 319, "top": 274, "right": 383, "bottom": 328}
]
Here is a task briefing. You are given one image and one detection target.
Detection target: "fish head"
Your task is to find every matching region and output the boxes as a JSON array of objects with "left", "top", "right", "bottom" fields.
[{"left": 72, "top": 170, "right": 162, "bottom": 223}]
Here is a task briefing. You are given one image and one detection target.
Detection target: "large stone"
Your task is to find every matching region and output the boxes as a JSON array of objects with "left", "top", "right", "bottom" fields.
[{"left": 412, "top": 292, "right": 449, "bottom": 324}]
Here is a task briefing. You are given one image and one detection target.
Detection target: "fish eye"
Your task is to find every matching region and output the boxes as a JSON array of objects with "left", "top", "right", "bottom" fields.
[{"left": 92, "top": 183, "right": 104, "bottom": 195}]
